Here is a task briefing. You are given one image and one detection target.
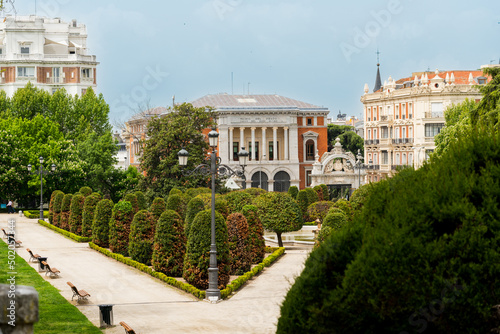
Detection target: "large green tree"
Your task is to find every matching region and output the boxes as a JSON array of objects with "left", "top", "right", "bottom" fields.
[
  {"left": 327, "top": 124, "right": 364, "bottom": 156},
  {"left": 139, "top": 103, "right": 216, "bottom": 199}
]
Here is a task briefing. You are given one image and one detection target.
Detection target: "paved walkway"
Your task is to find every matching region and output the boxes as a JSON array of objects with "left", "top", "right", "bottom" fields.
[{"left": 0, "top": 213, "right": 310, "bottom": 333}]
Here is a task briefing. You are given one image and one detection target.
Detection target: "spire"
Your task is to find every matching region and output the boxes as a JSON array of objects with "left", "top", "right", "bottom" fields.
[{"left": 373, "top": 49, "right": 382, "bottom": 92}]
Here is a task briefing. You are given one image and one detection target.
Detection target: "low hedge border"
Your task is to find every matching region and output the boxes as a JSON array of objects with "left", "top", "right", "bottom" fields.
[
  {"left": 88, "top": 242, "right": 285, "bottom": 300},
  {"left": 38, "top": 220, "right": 92, "bottom": 243},
  {"left": 23, "top": 210, "right": 49, "bottom": 219}
]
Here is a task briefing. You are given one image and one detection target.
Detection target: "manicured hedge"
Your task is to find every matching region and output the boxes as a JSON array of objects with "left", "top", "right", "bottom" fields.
[
  {"left": 52, "top": 191, "right": 65, "bottom": 227},
  {"left": 149, "top": 197, "right": 166, "bottom": 221},
  {"left": 79, "top": 186, "right": 92, "bottom": 197},
  {"left": 185, "top": 197, "right": 205, "bottom": 238},
  {"left": 226, "top": 213, "right": 251, "bottom": 275},
  {"left": 91, "top": 199, "right": 114, "bottom": 248},
  {"left": 313, "top": 185, "right": 324, "bottom": 201},
  {"left": 322, "top": 208, "right": 348, "bottom": 230},
  {"left": 109, "top": 201, "right": 134, "bottom": 256},
  {"left": 224, "top": 190, "right": 253, "bottom": 214},
  {"left": 81, "top": 193, "right": 101, "bottom": 238},
  {"left": 244, "top": 187, "right": 267, "bottom": 197},
  {"left": 59, "top": 193, "right": 73, "bottom": 231},
  {"left": 49, "top": 190, "right": 63, "bottom": 224},
  {"left": 320, "top": 184, "right": 329, "bottom": 201},
  {"left": 287, "top": 186, "right": 298, "bottom": 200},
  {"left": 296, "top": 189, "right": 310, "bottom": 220},
  {"left": 307, "top": 201, "right": 335, "bottom": 223},
  {"left": 129, "top": 210, "right": 156, "bottom": 265},
  {"left": 241, "top": 205, "right": 265, "bottom": 264},
  {"left": 185, "top": 187, "right": 210, "bottom": 199},
  {"left": 135, "top": 190, "right": 147, "bottom": 210},
  {"left": 183, "top": 209, "right": 230, "bottom": 290},
  {"left": 166, "top": 194, "right": 189, "bottom": 219},
  {"left": 152, "top": 210, "right": 186, "bottom": 277},
  {"left": 69, "top": 194, "right": 85, "bottom": 235},
  {"left": 38, "top": 219, "right": 91, "bottom": 242},
  {"left": 124, "top": 193, "right": 139, "bottom": 213},
  {"left": 23, "top": 210, "right": 49, "bottom": 219}
]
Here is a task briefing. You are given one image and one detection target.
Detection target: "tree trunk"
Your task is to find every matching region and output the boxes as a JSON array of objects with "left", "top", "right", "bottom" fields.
[{"left": 276, "top": 232, "right": 283, "bottom": 248}]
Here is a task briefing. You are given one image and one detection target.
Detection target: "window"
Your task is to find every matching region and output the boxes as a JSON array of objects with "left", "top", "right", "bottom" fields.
[
  {"left": 402, "top": 153, "right": 407, "bottom": 165},
  {"left": 396, "top": 105, "right": 399, "bottom": 119},
  {"left": 274, "top": 171, "right": 291, "bottom": 192},
  {"left": 382, "top": 151, "right": 388, "bottom": 164},
  {"left": 396, "top": 153, "right": 400, "bottom": 165},
  {"left": 374, "top": 129, "right": 377, "bottom": 139},
  {"left": 306, "top": 170, "right": 312, "bottom": 187},
  {"left": 82, "top": 68, "right": 92, "bottom": 79},
  {"left": 0, "top": 48, "right": 2, "bottom": 55},
  {"left": 381, "top": 126, "right": 388, "bottom": 138},
  {"left": 17, "top": 67, "right": 35, "bottom": 77},
  {"left": 232, "top": 142, "right": 239, "bottom": 161},
  {"left": 248, "top": 141, "right": 259, "bottom": 161},
  {"left": 305, "top": 140, "right": 315, "bottom": 161},
  {"left": 431, "top": 103, "right": 443, "bottom": 117},
  {"left": 20, "top": 46, "right": 30, "bottom": 54},
  {"left": 425, "top": 123, "right": 444, "bottom": 137},
  {"left": 307, "top": 118, "right": 313, "bottom": 126}
]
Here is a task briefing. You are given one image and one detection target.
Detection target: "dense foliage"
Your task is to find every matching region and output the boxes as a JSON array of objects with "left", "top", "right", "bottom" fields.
[
  {"left": 166, "top": 194, "right": 189, "bottom": 219},
  {"left": 49, "top": 190, "right": 63, "bottom": 224},
  {"left": 52, "top": 191, "right": 65, "bottom": 227},
  {"left": 241, "top": 205, "right": 265, "bottom": 264},
  {"left": 68, "top": 194, "right": 85, "bottom": 235},
  {"left": 149, "top": 197, "right": 166, "bottom": 221},
  {"left": 81, "top": 193, "right": 102, "bottom": 238},
  {"left": 278, "top": 127, "right": 500, "bottom": 333},
  {"left": 183, "top": 209, "right": 230, "bottom": 289},
  {"left": 124, "top": 193, "right": 139, "bottom": 213},
  {"left": 79, "top": 186, "right": 92, "bottom": 197},
  {"left": 109, "top": 201, "right": 134, "bottom": 256},
  {"left": 91, "top": 199, "right": 114, "bottom": 248},
  {"left": 327, "top": 124, "right": 364, "bottom": 156},
  {"left": 129, "top": 210, "right": 156, "bottom": 265},
  {"left": 226, "top": 213, "right": 251, "bottom": 275},
  {"left": 59, "top": 193, "right": 73, "bottom": 231},
  {"left": 152, "top": 210, "right": 186, "bottom": 277},
  {"left": 307, "top": 201, "right": 335, "bottom": 223},
  {"left": 134, "top": 191, "right": 147, "bottom": 211},
  {"left": 253, "top": 192, "right": 303, "bottom": 247},
  {"left": 287, "top": 186, "right": 298, "bottom": 199},
  {"left": 224, "top": 190, "right": 253, "bottom": 213},
  {"left": 185, "top": 197, "right": 206, "bottom": 238}
]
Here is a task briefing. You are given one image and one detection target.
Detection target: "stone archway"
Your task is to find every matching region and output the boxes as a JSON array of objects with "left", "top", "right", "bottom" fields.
[
  {"left": 273, "top": 171, "right": 291, "bottom": 192},
  {"left": 251, "top": 171, "right": 268, "bottom": 191}
]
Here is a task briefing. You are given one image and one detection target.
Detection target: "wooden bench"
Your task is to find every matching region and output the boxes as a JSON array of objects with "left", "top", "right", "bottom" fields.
[
  {"left": 42, "top": 261, "right": 60, "bottom": 277},
  {"left": 26, "top": 248, "right": 41, "bottom": 262},
  {"left": 2, "top": 228, "right": 14, "bottom": 239},
  {"left": 67, "top": 282, "right": 90, "bottom": 302},
  {"left": 119, "top": 322, "right": 137, "bottom": 334},
  {"left": 7, "top": 236, "right": 22, "bottom": 247}
]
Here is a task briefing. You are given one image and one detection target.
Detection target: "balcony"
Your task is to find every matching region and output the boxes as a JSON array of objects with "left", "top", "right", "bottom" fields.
[
  {"left": 371, "top": 165, "right": 380, "bottom": 170},
  {"left": 364, "top": 139, "right": 380, "bottom": 145},
  {"left": 81, "top": 76, "right": 93, "bottom": 83},
  {"left": 425, "top": 112, "right": 444, "bottom": 118},
  {"left": 391, "top": 138, "right": 414, "bottom": 145},
  {"left": 46, "top": 77, "right": 66, "bottom": 84},
  {"left": 380, "top": 115, "right": 393, "bottom": 122}
]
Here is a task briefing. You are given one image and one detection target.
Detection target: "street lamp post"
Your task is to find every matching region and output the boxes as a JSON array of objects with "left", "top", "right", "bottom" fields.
[
  {"left": 178, "top": 129, "right": 248, "bottom": 302},
  {"left": 349, "top": 150, "right": 371, "bottom": 189},
  {"left": 27, "top": 157, "right": 56, "bottom": 220}
]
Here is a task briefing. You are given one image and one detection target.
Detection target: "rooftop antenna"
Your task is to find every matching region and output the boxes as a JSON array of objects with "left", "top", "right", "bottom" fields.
[{"left": 376, "top": 48, "right": 380, "bottom": 65}]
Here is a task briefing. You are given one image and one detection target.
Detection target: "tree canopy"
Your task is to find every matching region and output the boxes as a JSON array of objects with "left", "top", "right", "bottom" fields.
[{"left": 327, "top": 124, "right": 364, "bottom": 156}]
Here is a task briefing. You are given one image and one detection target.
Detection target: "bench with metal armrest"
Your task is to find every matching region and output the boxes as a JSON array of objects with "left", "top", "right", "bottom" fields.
[{"left": 66, "top": 281, "right": 90, "bottom": 302}]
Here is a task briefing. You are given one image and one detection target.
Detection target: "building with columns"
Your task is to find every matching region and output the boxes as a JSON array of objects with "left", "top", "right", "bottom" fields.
[
  {"left": 191, "top": 94, "right": 329, "bottom": 191},
  {"left": 0, "top": 15, "right": 97, "bottom": 96},
  {"left": 361, "top": 66, "right": 490, "bottom": 182}
]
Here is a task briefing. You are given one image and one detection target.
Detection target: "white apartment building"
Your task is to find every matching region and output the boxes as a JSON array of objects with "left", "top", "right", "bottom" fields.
[
  {"left": 0, "top": 15, "right": 98, "bottom": 96},
  {"left": 361, "top": 67, "right": 489, "bottom": 182}
]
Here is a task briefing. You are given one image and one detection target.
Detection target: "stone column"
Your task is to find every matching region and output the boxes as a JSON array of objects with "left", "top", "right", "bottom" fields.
[
  {"left": 273, "top": 127, "right": 278, "bottom": 161},
  {"left": 302, "top": 116, "right": 306, "bottom": 126},
  {"left": 228, "top": 127, "right": 234, "bottom": 162},
  {"left": 261, "top": 127, "right": 267, "bottom": 161},
  {"left": 218, "top": 125, "right": 229, "bottom": 163},
  {"left": 251, "top": 127, "right": 256, "bottom": 161},
  {"left": 284, "top": 127, "right": 289, "bottom": 161},
  {"left": 0, "top": 284, "right": 39, "bottom": 334},
  {"left": 239, "top": 127, "right": 245, "bottom": 157},
  {"left": 314, "top": 116, "right": 318, "bottom": 126}
]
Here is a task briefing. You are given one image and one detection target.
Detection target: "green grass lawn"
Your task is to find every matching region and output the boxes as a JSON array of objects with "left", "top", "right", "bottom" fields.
[{"left": 0, "top": 240, "right": 102, "bottom": 333}]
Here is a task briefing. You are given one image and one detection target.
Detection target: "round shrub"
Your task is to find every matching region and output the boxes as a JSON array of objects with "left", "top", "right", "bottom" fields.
[
  {"left": 59, "top": 193, "right": 73, "bottom": 231},
  {"left": 183, "top": 209, "right": 230, "bottom": 290},
  {"left": 152, "top": 210, "right": 186, "bottom": 277},
  {"left": 253, "top": 192, "right": 303, "bottom": 247},
  {"left": 313, "top": 185, "right": 324, "bottom": 201},
  {"left": 166, "top": 193, "right": 189, "bottom": 219},
  {"left": 81, "top": 193, "right": 102, "bottom": 237},
  {"left": 194, "top": 193, "right": 217, "bottom": 207},
  {"left": 123, "top": 193, "right": 139, "bottom": 213},
  {"left": 91, "top": 199, "right": 114, "bottom": 248},
  {"left": 224, "top": 190, "right": 253, "bottom": 214},
  {"left": 52, "top": 191, "right": 65, "bottom": 227},
  {"left": 69, "top": 194, "right": 85, "bottom": 235},
  {"left": 287, "top": 186, "right": 298, "bottom": 200},
  {"left": 135, "top": 191, "right": 147, "bottom": 210},
  {"left": 305, "top": 187, "right": 319, "bottom": 205},
  {"left": 129, "top": 210, "right": 156, "bottom": 265},
  {"left": 149, "top": 197, "right": 166, "bottom": 221},
  {"left": 322, "top": 209, "right": 348, "bottom": 230},
  {"left": 185, "top": 197, "right": 206, "bottom": 238},
  {"left": 244, "top": 187, "right": 267, "bottom": 197},
  {"left": 49, "top": 190, "right": 63, "bottom": 224},
  {"left": 215, "top": 198, "right": 230, "bottom": 218},
  {"left": 79, "top": 186, "right": 92, "bottom": 197},
  {"left": 307, "top": 201, "right": 335, "bottom": 223},
  {"left": 109, "top": 201, "right": 134, "bottom": 256},
  {"left": 333, "top": 198, "right": 352, "bottom": 218},
  {"left": 350, "top": 184, "right": 372, "bottom": 211},
  {"left": 241, "top": 205, "right": 265, "bottom": 264},
  {"left": 169, "top": 188, "right": 183, "bottom": 196},
  {"left": 226, "top": 213, "right": 251, "bottom": 275},
  {"left": 320, "top": 184, "right": 329, "bottom": 201},
  {"left": 185, "top": 187, "right": 211, "bottom": 199}
]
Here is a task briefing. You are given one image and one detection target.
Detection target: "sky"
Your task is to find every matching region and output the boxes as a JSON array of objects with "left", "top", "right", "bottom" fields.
[{"left": 4, "top": 0, "right": 500, "bottom": 125}]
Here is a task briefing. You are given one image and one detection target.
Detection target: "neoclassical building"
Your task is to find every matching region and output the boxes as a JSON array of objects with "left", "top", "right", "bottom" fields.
[
  {"left": 0, "top": 15, "right": 98, "bottom": 96},
  {"left": 191, "top": 94, "right": 329, "bottom": 191},
  {"left": 361, "top": 66, "right": 490, "bottom": 182}
]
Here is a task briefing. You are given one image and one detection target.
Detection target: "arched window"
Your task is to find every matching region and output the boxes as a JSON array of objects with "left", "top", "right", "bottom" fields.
[
  {"left": 306, "top": 139, "right": 315, "bottom": 161},
  {"left": 251, "top": 172, "right": 268, "bottom": 191},
  {"left": 273, "top": 171, "right": 290, "bottom": 192}
]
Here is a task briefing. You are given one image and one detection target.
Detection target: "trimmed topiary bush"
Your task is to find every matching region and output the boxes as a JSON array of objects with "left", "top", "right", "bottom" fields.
[
  {"left": 314, "top": 225, "right": 332, "bottom": 247},
  {"left": 91, "top": 199, "right": 114, "bottom": 248},
  {"left": 241, "top": 205, "right": 265, "bottom": 264},
  {"left": 350, "top": 184, "right": 372, "bottom": 211},
  {"left": 226, "top": 213, "right": 251, "bottom": 275},
  {"left": 49, "top": 190, "right": 63, "bottom": 224},
  {"left": 123, "top": 193, "right": 139, "bottom": 213},
  {"left": 313, "top": 185, "right": 324, "bottom": 201},
  {"left": 183, "top": 209, "right": 230, "bottom": 290},
  {"left": 320, "top": 184, "right": 329, "bottom": 201},
  {"left": 169, "top": 188, "right": 183, "bottom": 196},
  {"left": 52, "top": 191, "right": 65, "bottom": 227},
  {"left": 135, "top": 191, "right": 147, "bottom": 210},
  {"left": 322, "top": 209, "right": 348, "bottom": 230},
  {"left": 129, "top": 210, "right": 156, "bottom": 265},
  {"left": 109, "top": 201, "right": 134, "bottom": 256},
  {"left": 59, "top": 193, "right": 73, "bottom": 231},
  {"left": 244, "top": 187, "right": 267, "bottom": 197},
  {"left": 152, "top": 210, "right": 186, "bottom": 277},
  {"left": 185, "top": 187, "right": 211, "bottom": 199},
  {"left": 79, "top": 186, "right": 92, "bottom": 197},
  {"left": 166, "top": 193, "right": 189, "bottom": 219},
  {"left": 296, "top": 189, "right": 310, "bottom": 221},
  {"left": 149, "top": 197, "right": 166, "bottom": 221},
  {"left": 307, "top": 201, "right": 335, "bottom": 223},
  {"left": 332, "top": 198, "right": 352, "bottom": 218},
  {"left": 185, "top": 197, "right": 206, "bottom": 238},
  {"left": 81, "top": 193, "right": 101, "bottom": 238},
  {"left": 69, "top": 194, "right": 85, "bottom": 235},
  {"left": 305, "top": 187, "right": 319, "bottom": 206},
  {"left": 224, "top": 190, "right": 253, "bottom": 214},
  {"left": 215, "top": 198, "right": 230, "bottom": 218},
  {"left": 253, "top": 192, "right": 303, "bottom": 247},
  {"left": 287, "top": 186, "right": 299, "bottom": 200}
]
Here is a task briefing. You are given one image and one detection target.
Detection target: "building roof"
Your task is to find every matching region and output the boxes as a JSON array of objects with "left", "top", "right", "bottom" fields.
[
  {"left": 373, "top": 65, "right": 382, "bottom": 92},
  {"left": 191, "top": 94, "right": 326, "bottom": 110},
  {"left": 129, "top": 106, "right": 169, "bottom": 120}
]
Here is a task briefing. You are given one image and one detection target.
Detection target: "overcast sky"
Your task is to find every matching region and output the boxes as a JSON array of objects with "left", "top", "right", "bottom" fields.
[{"left": 5, "top": 0, "right": 500, "bottom": 124}]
